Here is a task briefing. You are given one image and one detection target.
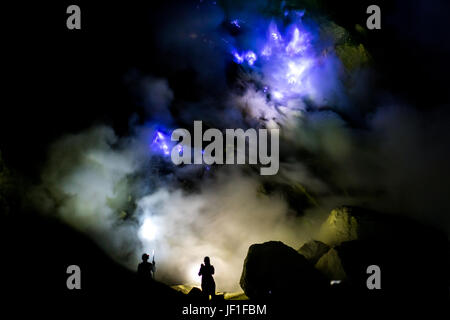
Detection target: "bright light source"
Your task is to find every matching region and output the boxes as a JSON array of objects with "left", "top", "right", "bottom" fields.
[
  {"left": 245, "top": 51, "right": 257, "bottom": 66},
  {"left": 232, "top": 51, "right": 244, "bottom": 64},
  {"left": 286, "top": 61, "right": 309, "bottom": 84},
  {"left": 272, "top": 91, "right": 284, "bottom": 100},
  {"left": 188, "top": 263, "right": 200, "bottom": 285},
  {"left": 139, "top": 217, "right": 157, "bottom": 241}
]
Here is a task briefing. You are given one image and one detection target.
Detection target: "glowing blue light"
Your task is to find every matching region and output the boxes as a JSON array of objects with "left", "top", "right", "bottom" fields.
[
  {"left": 286, "top": 60, "right": 310, "bottom": 84},
  {"left": 232, "top": 50, "right": 244, "bottom": 64},
  {"left": 286, "top": 28, "right": 307, "bottom": 55},
  {"left": 261, "top": 46, "right": 272, "bottom": 57},
  {"left": 152, "top": 130, "right": 171, "bottom": 156},
  {"left": 272, "top": 91, "right": 284, "bottom": 100},
  {"left": 228, "top": 12, "right": 315, "bottom": 102},
  {"left": 231, "top": 50, "right": 257, "bottom": 66},
  {"left": 231, "top": 19, "right": 240, "bottom": 28},
  {"left": 268, "top": 22, "right": 282, "bottom": 42},
  {"left": 295, "top": 10, "right": 305, "bottom": 18},
  {"left": 245, "top": 51, "right": 257, "bottom": 66}
]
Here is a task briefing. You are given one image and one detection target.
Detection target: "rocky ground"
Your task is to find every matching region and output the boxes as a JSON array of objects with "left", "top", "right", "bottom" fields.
[{"left": 238, "top": 206, "right": 449, "bottom": 310}]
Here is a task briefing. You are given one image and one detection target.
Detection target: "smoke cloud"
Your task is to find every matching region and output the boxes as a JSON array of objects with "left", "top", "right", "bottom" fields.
[{"left": 32, "top": 0, "right": 449, "bottom": 291}]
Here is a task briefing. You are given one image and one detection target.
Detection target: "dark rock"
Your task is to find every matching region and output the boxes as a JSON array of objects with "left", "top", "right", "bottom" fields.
[
  {"left": 318, "top": 206, "right": 359, "bottom": 245},
  {"left": 315, "top": 248, "right": 346, "bottom": 280},
  {"left": 298, "top": 240, "right": 330, "bottom": 265},
  {"left": 315, "top": 206, "right": 448, "bottom": 303},
  {"left": 187, "top": 287, "right": 204, "bottom": 301},
  {"left": 335, "top": 43, "right": 370, "bottom": 70},
  {"left": 330, "top": 236, "right": 448, "bottom": 303},
  {"left": 240, "top": 241, "right": 328, "bottom": 300},
  {"left": 318, "top": 206, "right": 401, "bottom": 246}
]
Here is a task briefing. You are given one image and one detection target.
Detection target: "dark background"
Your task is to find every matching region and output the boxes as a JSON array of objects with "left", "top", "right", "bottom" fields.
[{"left": 3, "top": 0, "right": 450, "bottom": 178}]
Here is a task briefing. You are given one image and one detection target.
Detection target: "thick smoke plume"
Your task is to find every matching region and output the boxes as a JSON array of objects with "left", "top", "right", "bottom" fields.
[
  {"left": 33, "top": 0, "right": 449, "bottom": 291},
  {"left": 34, "top": 125, "right": 317, "bottom": 291}
]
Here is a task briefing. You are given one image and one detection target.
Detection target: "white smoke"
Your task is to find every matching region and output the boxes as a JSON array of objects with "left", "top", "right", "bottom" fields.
[
  {"left": 33, "top": 125, "right": 319, "bottom": 291},
  {"left": 32, "top": 1, "right": 450, "bottom": 294},
  {"left": 135, "top": 169, "right": 314, "bottom": 291}
]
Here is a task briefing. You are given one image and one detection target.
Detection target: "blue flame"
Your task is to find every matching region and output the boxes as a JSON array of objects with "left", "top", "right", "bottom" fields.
[
  {"left": 152, "top": 129, "right": 204, "bottom": 158},
  {"left": 245, "top": 51, "right": 257, "bottom": 66},
  {"left": 285, "top": 27, "right": 309, "bottom": 56},
  {"left": 230, "top": 19, "right": 240, "bottom": 28},
  {"left": 152, "top": 130, "right": 170, "bottom": 156},
  {"left": 228, "top": 12, "right": 317, "bottom": 102},
  {"left": 232, "top": 50, "right": 257, "bottom": 66},
  {"left": 232, "top": 50, "right": 245, "bottom": 64}
]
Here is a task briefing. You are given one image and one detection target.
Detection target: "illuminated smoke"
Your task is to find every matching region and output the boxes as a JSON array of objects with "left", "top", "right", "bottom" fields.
[
  {"left": 32, "top": 1, "right": 450, "bottom": 293},
  {"left": 134, "top": 170, "right": 313, "bottom": 290},
  {"left": 228, "top": 17, "right": 318, "bottom": 108},
  {"left": 152, "top": 130, "right": 171, "bottom": 156},
  {"left": 139, "top": 217, "right": 158, "bottom": 242}
]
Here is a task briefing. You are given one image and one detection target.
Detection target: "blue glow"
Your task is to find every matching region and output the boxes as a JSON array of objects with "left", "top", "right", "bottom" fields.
[
  {"left": 272, "top": 91, "right": 284, "bottom": 100},
  {"left": 152, "top": 129, "right": 205, "bottom": 158},
  {"left": 228, "top": 12, "right": 316, "bottom": 103},
  {"left": 261, "top": 46, "right": 272, "bottom": 57},
  {"left": 286, "top": 60, "right": 311, "bottom": 84},
  {"left": 232, "top": 50, "right": 244, "bottom": 64},
  {"left": 152, "top": 130, "right": 171, "bottom": 156},
  {"left": 245, "top": 51, "right": 257, "bottom": 66},
  {"left": 268, "top": 22, "right": 282, "bottom": 42},
  {"left": 232, "top": 50, "right": 257, "bottom": 66},
  {"left": 286, "top": 28, "right": 308, "bottom": 55},
  {"left": 230, "top": 19, "right": 240, "bottom": 28}
]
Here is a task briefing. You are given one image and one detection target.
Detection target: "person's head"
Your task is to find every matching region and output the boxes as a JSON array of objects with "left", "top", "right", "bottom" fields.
[
  {"left": 204, "top": 256, "right": 210, "bottom": 265},
  {"left": 142, "top": 253, "right": 149, "bottom": 262}
]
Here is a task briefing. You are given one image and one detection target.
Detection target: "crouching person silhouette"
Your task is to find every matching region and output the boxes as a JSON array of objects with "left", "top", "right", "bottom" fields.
[
  {"left": 198, "top": 256, "right": 215, "bottom": 300},
  {"left": 138, "top": 253, "right": 155, "bottom": 281}
]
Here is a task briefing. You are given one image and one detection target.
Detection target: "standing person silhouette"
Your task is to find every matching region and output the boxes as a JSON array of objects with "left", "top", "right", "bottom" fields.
[
  {"left": 198, "top": 256, "right": 215, "bottom": 300},
  {"left": 137, "top": 253, "right": 155, "bottom": 281}
]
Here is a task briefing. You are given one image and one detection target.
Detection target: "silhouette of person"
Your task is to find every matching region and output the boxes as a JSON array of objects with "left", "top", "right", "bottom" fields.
[
  {"left": 137, "top": 253, "right": 155, "bottom": 280},
  {"left": 198, "top": 256, "right": 215, "bottom": 300}
]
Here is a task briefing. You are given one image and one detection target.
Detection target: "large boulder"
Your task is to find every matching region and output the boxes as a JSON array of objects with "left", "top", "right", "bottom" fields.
[
  {"left": 335, "top": 43, "right": 370, "bottom": 70},
  {"left": 317, "top": 206, "right": 395, "bottom": 246},
  {"left": 298, "top": 240, "right": 330, "bottom": 265},
  {"left": 315, "top": 248, "right": 346, "bottom": 281},
  {"left": 318, "top": 206, "right": 359, "bottom": 245},
  {"left": 187, "top": 287, "right": 204, "bottom": 302},
  {"left": 240, "top": 241, "right": 328, "bottom": 300},
  {"left": 317, "top": 205, "right": 441, "bottom": 247}
]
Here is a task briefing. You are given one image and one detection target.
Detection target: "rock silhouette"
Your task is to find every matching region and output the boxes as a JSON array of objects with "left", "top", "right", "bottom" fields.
[
  {"left": 240, "top": 241, "right": 328, "bottom": 300},
  {"left": 315, "top": 248, "right": 346, "bottom": 280},
  {"left": 298, "top": 240, "right": 330, "bottom": 265}
]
